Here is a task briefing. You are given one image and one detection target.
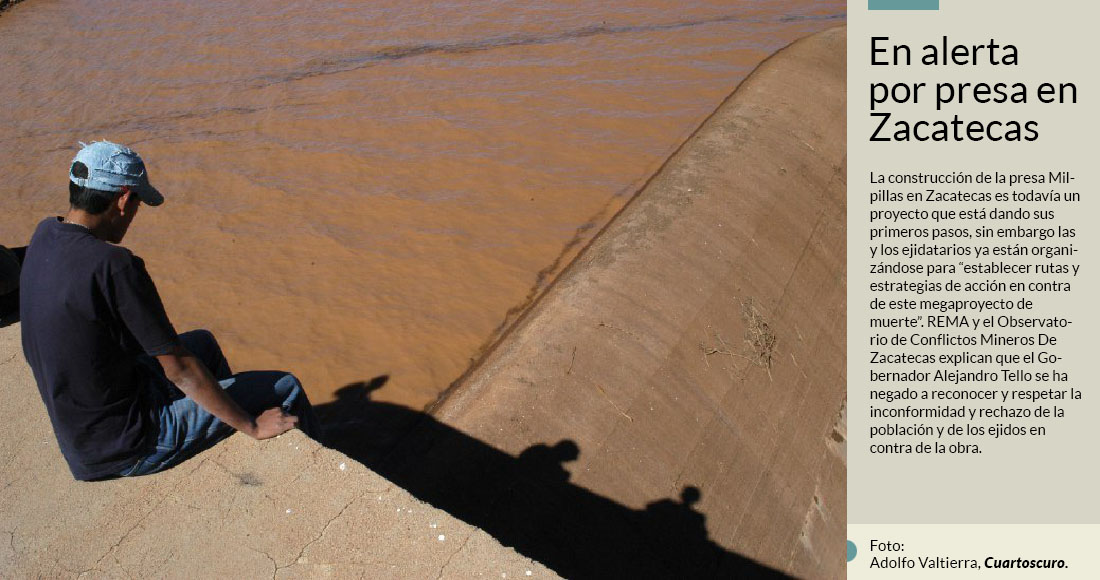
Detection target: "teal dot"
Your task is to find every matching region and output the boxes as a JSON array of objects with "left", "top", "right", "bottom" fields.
[{"left": 847, "top": 540, "right": 857, "bottom": 562}]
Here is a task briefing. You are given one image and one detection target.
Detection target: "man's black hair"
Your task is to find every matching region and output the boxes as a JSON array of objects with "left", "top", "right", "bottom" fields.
[{"left": 68, "top": 161, "right": 117, "bottom": 215}]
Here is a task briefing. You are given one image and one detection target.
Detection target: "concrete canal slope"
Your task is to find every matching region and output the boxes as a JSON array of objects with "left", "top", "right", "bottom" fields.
[
  {"left": 417, "top": 26, "right": 847, "bottom": 579},
  {"left": 0, "top": 323, "right": 555, "bottom": 578}
]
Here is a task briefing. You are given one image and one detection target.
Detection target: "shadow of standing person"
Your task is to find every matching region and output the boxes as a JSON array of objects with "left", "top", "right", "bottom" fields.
[{"left": 315, "top": 379, "right": 794, "bottom": 579}]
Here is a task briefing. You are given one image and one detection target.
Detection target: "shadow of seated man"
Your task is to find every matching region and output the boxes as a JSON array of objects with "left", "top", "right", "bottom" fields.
[{"left": 20, "top": 141, "right": 319, "bottom": 481}]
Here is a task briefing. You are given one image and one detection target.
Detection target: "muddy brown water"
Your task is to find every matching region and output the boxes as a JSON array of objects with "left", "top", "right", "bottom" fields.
[{"left": 0, "top": 1, "right": 843, "bottom": 408}]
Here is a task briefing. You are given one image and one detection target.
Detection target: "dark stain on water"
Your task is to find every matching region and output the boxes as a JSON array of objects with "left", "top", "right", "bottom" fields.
[{"left": 259, "top": 12, "right": 844, "bottom": 87}]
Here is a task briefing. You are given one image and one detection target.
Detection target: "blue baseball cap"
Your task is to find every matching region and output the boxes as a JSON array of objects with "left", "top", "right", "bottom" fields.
[{"left": 69, "top": 141, "right": 164, "bottom": 206}]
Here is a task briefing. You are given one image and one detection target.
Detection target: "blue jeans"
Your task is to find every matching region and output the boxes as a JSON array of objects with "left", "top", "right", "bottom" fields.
[{"left": 120, "top": 329, "right": 320, "bottom": 477}]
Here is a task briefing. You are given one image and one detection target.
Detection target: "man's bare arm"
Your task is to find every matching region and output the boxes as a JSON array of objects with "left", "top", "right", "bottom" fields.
[{"left": 155, "top": 345, "right": 297, "bottom": 439}]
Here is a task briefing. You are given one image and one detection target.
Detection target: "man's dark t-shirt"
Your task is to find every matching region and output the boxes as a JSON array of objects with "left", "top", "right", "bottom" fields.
[{"left": 20, "top": 218, "right": 179, "bottom": 480}]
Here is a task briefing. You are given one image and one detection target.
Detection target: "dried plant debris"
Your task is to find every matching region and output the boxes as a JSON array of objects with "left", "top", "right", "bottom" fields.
[{"left": 739, "top": 298, "right": 777, "bottom": 369}]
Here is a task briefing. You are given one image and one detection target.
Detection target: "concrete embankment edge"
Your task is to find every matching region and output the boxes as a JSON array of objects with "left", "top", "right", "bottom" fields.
[
  {"left": 0, "top": 325, "right": 556, "bottom": 578},
  {"left": 430, "top": 26, "right": 848, "bottom": 578}
]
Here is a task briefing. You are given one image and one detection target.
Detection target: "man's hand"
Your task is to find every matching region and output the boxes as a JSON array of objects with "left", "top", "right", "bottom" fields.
[
  {"left": 253, "top": 407, "right": 299, "bottom": 440},
  {"left": 157, "top": 345, "right": 299, "bottom": 440}
]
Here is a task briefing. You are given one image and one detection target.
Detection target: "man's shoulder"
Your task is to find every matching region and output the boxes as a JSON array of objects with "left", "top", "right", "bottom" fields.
[
  {"left": 101, "top": 243, "right": 139, "bottom": 268},
  {"left": 27, "top": 218, "right": 140, "bottom": 274},
  {"left": 96, "top": 245, "right": 148, "bottom": 283}
]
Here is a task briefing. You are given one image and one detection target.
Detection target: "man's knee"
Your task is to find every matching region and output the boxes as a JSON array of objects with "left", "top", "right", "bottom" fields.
[
  {"left": 273, "top": 373, "right": 307, "bottom": 403},
  {"left": 179, "top": 329, "right": 231, "bottom": 378},
  {"left": 224, "top": 371, "right": 308, "bottom": 411},
  {"left": 272, "top": 373, "right": 320, "bottom": 438}
]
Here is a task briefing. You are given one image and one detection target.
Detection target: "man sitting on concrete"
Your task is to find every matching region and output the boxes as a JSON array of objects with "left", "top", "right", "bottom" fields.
[{"left": 20, "top": 141, "right": 319, "bottom": 481}]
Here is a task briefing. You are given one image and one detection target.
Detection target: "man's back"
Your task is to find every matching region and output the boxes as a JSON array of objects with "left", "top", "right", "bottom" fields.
[
  {"left": 21, "top": 217, "right": 179, "bottom": 480},
  {"left": 25, "top": 140, "right": 312, "bottom": 481}
]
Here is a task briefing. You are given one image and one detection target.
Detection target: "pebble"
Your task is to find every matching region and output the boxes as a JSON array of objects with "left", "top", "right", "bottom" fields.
[
  {"left": 438, "top": 534, "right": 446, "bottom": 541},
  {"left": 339, "top": 462, "right": 347, "bottom": 471}
]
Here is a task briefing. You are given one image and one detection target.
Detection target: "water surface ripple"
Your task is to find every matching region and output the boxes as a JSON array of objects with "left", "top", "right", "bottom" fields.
[{"left": 0, "top": 0, "right": 844, "bottom": 407}]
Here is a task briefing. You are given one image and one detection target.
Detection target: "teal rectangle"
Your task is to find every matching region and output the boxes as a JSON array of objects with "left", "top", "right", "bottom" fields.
[{"left": 869, "top": 0, "right": 939, "bottom": 9}]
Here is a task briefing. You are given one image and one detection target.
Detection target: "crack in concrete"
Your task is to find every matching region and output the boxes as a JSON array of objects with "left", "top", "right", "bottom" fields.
[
  {"left": 276, "top": 492, "right": 363, "bottom": 572},
  {"left": 89, "top": 459, "right": 210, "bottom": 570},
  {"left": 209, "top": 458, "right": 253, "bottom": 482},
  {"left": 2, "top": 529, "right": 14, "bottom": 558},
  {"left": 246, "top": 546, "right": 278, "bottom": 580},
  {"left": 0, "top": 450, "right": 19, "bottom": 473},
  {"left": 92, "top": 519, "right": 144, "bottom": 570},
  {"left": 118, "top": 560, "right": 137, "bottom": 580},
  {"left": 435, "top": 534, "right": 473, "bottom": 580},
  {"left": 283, "top": 468, "right": 311, "bottom": 490},
  {"left": 58, "top": 562, "right": 94, "bottom": 578},
  {"left": 99, "top": 523, "right": 146, "bottom": 578}
]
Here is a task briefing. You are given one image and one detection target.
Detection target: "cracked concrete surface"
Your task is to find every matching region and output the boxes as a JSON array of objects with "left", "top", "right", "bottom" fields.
[{"left": 0, "top": 324, "right": 555, "bottom": 578}]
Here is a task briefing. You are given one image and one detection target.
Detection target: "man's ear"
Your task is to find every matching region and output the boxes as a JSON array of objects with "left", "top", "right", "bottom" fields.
[{"left": 116, "top": 186, "right": 136, "bottom": 215}]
